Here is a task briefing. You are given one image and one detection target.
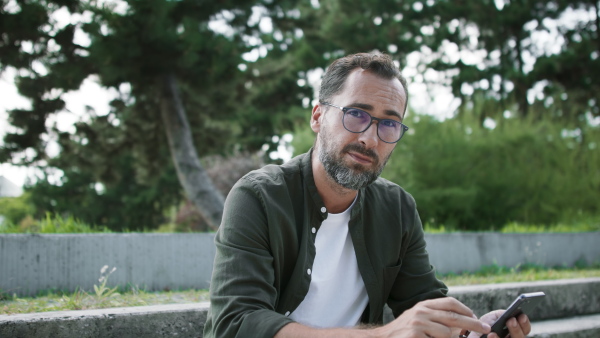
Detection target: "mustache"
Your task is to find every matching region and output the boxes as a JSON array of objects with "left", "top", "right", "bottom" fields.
[{"left": 342, "top": 143, "right": 379, "bottom": 163}]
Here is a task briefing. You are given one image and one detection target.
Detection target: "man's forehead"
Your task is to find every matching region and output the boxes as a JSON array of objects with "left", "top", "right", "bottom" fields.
[{"left": 338, "top": 70, "right": 407, "bottom": 116}]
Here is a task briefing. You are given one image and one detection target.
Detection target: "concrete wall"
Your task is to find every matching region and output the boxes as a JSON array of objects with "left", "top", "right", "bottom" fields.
[
  {"left": 425, "top": 232, "right": 600, "bottom": 274},
  {"left": 0, "top": 234, "right": 216, "bottom": 296},
  {"left": 1, "top": 232, "right": 599, "bottom": 296}
]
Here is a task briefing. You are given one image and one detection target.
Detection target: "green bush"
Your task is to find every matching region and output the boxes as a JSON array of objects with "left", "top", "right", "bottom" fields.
[
  {"left": 0, "top": 213, "right": 109, "bottom": 234},
  {"left": 382, "top": 112, "right": 600, "bottom": 230},
  {"left": 0, "top": 193, "right": 35, "bottom": 226},
  {"left": 500, "top": 220, "right": 600, "bottom": 233}
]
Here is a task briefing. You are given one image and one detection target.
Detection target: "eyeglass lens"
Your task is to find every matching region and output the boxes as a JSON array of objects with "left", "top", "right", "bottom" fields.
[{"left": 343, "top": 108, "right": 403, "bottom": 143}]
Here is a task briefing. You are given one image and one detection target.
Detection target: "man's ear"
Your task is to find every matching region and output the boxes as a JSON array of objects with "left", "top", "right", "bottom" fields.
[{"left": 311, "top": 104, "right": 323, "bottom": 133}]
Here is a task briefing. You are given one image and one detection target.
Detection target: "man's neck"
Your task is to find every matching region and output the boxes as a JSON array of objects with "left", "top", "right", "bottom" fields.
[{"left": 311, "top": 150, "right": 358, "bottom": 214}]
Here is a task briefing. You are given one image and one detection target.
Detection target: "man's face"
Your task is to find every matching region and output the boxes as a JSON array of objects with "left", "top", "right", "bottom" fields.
[{"left": 312, "top": 69, "right": 407, "bottom": 190}]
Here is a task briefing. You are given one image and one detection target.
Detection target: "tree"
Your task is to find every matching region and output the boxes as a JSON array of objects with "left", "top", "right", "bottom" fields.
[
  {"left": 420, "top": 0, "right": 600, "bottom": 125},
  {"left": 1, "top": 0, "right": 304, "bottom": 230}
]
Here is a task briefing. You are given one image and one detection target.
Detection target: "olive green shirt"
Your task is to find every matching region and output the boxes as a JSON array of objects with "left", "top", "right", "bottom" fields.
[{"left": 203, "top": 150, "right": 447, "bottom": 338}]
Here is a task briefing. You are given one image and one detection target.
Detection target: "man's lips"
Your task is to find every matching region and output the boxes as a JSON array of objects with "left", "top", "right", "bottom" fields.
[{"left": 348, "top": 151, "right": 375, "bottom": 164}]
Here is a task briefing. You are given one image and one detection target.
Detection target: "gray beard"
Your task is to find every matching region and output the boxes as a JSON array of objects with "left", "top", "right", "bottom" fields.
[{"left": 318, "top": 141, "right": 388, "bottom": 191}]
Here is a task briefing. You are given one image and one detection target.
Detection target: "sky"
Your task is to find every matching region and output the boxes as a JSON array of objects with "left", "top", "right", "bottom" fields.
[{"left": 1, "top": 1, "right": 595, "bottom": 188}]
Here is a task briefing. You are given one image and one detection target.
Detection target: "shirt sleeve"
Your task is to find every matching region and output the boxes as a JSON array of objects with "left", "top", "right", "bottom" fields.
[
  {"left": 203, "top": 177, "right": 294, "bottom": 338},
  {"left": 386, "top": 199, "right": 448, "bottom": 318}
]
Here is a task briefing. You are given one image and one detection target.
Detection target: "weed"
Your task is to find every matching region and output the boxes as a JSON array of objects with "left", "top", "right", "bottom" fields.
[
  {"left": 60, "top": 288, "right": 86, "bottom": 310},
  {"left": 94, "top": 265, "right": 119, "bottom": 299},
  {"left": 0, "top": 289, "right": 12, "bottom": 301}
]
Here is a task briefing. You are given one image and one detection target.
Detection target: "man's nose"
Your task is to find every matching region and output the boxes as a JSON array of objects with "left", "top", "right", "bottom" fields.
[{"left": 357, "top": 122, "right": 379, "bottom": 148}]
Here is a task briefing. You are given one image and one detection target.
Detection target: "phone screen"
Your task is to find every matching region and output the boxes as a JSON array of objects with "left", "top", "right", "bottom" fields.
[{"left": 480, "top": 292, "right": 546, "bottom": 338}]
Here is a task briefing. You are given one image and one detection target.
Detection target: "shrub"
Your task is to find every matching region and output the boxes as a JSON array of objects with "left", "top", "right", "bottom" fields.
[{"left": 0, "top": 193, "right": 35, "bottom": 226}]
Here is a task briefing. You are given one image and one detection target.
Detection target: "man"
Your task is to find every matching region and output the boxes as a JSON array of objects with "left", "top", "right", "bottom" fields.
[{"left": 204, "top": 53, "right": 531, "bottom": 337}]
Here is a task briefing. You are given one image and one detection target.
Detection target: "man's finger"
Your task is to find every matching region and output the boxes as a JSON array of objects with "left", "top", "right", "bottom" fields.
[
  {"left": 518, "top": 314, "right": 531, "bottom": 334},
  {"left": 422, "top": 297, "right": 475, "bottom": 318},
  {"left": 432, "top": 309, "right": 491, "bottom": 334},
  {"left": 504, "top": 314, "right": 531, "bottom": 338},
  {"left": 479, "top": 310, "right": 504, "bottom": 325}
]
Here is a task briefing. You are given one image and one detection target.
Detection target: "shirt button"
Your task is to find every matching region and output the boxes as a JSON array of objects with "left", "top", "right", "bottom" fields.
[
  {"left": 285, "top": 311, "right": 291, "bottom": 316},
  {"left": 307, "top": 268, "right": 312, "bottom": 275},
  {"left": 320, "top": 207, "right": 326, "bottom": 213},
  {"left": 311, "top": 227, "right": 316, "bottom": 234}
]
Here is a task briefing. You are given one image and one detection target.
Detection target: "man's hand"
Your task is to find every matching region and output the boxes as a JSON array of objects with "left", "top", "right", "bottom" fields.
[
  {"left": 469, "top": 310, "right": 531, "bottom": 338},
  {"left": 374, "top": 298, "right": 491, "bottom": 338}
]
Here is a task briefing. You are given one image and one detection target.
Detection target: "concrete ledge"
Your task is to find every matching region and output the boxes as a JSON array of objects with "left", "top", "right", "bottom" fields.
[
  {"left": 449, "top": 278, "right": 600, "bottom": 320},
  {"left": 0, "top": 302, "right": 210, "bottom": 338},
  {"left": 530, "top": 314, "right": 600, "bottom": 338}
]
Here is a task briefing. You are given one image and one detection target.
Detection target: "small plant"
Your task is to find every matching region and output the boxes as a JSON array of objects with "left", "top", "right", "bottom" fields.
[
  {"left": 0, "top": 289, "right": 12, "bottom": 301},
  {"left": 94, "top": 265, "right": 119, "bottom": 299},
  {"left": 60, "top": 288, "right": 86, "bottom": 310}
]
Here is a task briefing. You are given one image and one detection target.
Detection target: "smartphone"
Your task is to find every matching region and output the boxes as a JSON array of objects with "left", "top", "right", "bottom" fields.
[{"left": 480, "top": 292, "right": 546, "bottom": 338}]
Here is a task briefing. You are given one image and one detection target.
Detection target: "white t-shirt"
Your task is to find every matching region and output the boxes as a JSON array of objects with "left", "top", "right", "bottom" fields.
[{"left": 289, "top": 200, "right": 369, "bottom": 328}]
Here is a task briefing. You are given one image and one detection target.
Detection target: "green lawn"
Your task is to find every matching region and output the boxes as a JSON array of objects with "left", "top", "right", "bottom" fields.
[
  {"left": 1, "top": 288, "right": 210, "bottom": 315},
  {"left": 440, "top": 267, "right": 600, "bottom": 286}
]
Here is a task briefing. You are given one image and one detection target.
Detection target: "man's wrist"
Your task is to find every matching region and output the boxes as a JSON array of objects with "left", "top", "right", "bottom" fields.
[{"left": 367, "top": 325, "right": 389, "bottom": 338}]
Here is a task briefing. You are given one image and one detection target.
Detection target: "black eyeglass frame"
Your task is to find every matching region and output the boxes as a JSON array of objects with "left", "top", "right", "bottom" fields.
[{"left": 320, "top": 101, "right": 409, "bottom": 144}]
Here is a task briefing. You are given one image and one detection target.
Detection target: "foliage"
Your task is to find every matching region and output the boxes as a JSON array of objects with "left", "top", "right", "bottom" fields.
[
  {"left": 1, "top": 210, "right": 597, "bottom": 234},
  {"left": 418, "top": 0, "right": 600, "bottom": 124},
  {"left": 0, "top": 193, "right": 35, "bottom": 226},
  {"left": 25, "top": 147, "right": 181, "bottom": 231},
  {"left": 499, "top": 220, "right": 600, "bottom": 233},
  {"left": 0, "top": 0, "right": 305, "bottom": 231},
  {"left": 289, "top": 120, "right": 314, "bottom": 157},
  {"left": 382, "top": 110, "right": 600, "bottom": 230},
  {"left": 3, "top": 0, "right": 599, "bottom": 231},
  {"left": 0, "top": 212, "right": 108, "bottom": 233}
]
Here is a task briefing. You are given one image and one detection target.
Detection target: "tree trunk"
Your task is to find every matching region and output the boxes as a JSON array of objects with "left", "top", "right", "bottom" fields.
[{"left": 159, "top": 73, "right": 224, "bottom": 230}]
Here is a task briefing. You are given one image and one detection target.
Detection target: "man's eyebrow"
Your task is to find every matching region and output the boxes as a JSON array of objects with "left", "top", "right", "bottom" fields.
[{"left": 349, "top": 102, "right": 403, "bottom": 120}]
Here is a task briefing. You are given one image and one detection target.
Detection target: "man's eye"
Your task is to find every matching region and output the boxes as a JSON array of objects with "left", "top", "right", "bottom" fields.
[
  {"left": 381, "top": 120, "right": 399, "bottom": 128},
  {"left": 347, "top": 109, "right": 363, "bottom": 117}
]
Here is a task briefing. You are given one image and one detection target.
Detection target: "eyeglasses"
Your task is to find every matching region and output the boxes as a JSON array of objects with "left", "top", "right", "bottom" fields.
[{"left": 320, "top": 102, "right": 409, "bottom": 144}]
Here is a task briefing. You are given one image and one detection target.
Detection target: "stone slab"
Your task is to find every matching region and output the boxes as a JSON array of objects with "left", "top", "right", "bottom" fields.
[
  {"left": 530, "top": 314, "right": 600, "bottom": 338},
  {"left": 0, "top": 302, "right": 210, "bottom": 338},
  {"left": 449, "top": 278, "right": 600, "bottom": 321}
]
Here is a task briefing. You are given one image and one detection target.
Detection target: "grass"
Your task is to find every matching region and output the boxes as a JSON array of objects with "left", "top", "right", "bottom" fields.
[
  {"left": 439, "top": 263, "right": 600, "bottom": 286},
  {"left": 0, "top": 264, "right": 211, "bottom": 315},
  {"left": 0, "top": 287, "right": 209, "bottom": 315},
  {"left": 424, "top": 219, "right": 600, "bottom": 233},
  {"left": 2, "top": 264, "right": 600, "bottom": 315}
]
